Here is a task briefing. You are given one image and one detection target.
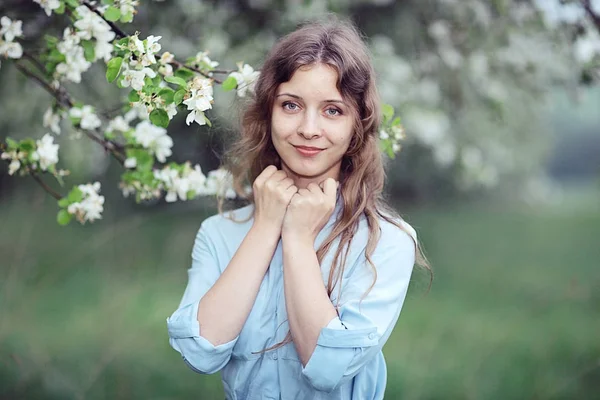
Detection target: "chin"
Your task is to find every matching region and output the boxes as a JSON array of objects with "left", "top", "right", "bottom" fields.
[{"left": 282, "top": 157, "right": 331, "bottom": 179}]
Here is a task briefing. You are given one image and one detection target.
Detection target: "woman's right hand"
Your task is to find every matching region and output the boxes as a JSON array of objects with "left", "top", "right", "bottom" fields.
[{"left": 252, "top": 165, "right": 297, "bottom": 234}]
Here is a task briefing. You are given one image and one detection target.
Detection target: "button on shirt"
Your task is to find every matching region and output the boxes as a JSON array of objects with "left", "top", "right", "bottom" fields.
[{"left": 166, "top": 200, "right": 417, "bottom": 400}]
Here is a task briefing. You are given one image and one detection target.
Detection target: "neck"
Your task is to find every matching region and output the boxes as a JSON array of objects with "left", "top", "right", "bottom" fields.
[{"left": 281, "top": 162, "right": 340, "bottom": 189}]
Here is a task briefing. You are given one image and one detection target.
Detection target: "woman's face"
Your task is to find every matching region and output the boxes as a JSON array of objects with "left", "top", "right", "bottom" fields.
[{"left": 271, "top": 63, "right": 355, "bottom": 189}]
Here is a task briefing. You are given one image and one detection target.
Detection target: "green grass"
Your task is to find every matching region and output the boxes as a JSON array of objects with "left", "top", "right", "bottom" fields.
[{"left": 1, "top": 187, "right": 599, "bottom": 399}]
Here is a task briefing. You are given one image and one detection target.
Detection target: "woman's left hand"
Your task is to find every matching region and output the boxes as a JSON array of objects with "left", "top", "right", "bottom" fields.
[{"left": 282, "top": 178, "right": 338, "bottom": 243}]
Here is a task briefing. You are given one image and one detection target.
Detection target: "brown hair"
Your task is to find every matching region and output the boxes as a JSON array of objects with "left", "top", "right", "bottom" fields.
[{"left": 221, "top": 17, "right": 431, "bottom": 351}]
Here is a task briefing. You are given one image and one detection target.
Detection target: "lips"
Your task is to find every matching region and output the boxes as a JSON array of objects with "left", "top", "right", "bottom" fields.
[{"left": 294, "top": 145, "right": 324, "bottom": 157}]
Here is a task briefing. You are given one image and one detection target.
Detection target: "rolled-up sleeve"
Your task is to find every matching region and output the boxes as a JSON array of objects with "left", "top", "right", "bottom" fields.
[
  {"left": 166, "top": 218, "right": 238, "bottom": 374},
  {"left": 301, "top": 222, "right": 417, "bottom": 392}
]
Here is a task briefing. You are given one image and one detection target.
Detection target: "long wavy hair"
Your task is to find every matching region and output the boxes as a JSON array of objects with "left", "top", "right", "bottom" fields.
[{"left": 220, "top": 18, "right": 431, "bottom": 351}]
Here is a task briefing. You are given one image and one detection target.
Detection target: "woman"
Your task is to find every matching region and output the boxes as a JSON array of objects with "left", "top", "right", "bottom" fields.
[{"left": 167, "top": 18, "right": 430, "bottom": 399}]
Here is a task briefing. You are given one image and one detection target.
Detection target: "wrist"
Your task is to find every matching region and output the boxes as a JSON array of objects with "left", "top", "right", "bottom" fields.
[
  {"left": 251, "top": 219, "right": 282, "bottom": 239},
  {"left": 281, "top": 228, "right": 315, "bottom": 246}
]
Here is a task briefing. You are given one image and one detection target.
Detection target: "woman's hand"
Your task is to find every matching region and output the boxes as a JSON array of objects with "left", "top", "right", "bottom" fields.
[
  {"left": 252, "top": 165, "right": 298, "bottom": 234},
  {"left": 282, "top": 178, "right": 338, "bottom": 243}
]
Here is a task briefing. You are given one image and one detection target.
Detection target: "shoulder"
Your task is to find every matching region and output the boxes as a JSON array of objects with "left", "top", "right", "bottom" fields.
[{"left": 198, "top": 203, "right": 254, "bottom": 237}]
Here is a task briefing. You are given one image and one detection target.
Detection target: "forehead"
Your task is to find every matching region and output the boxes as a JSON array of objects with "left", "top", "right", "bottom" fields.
[{"left": 276, "top": 63, "right": 342, "bottom": 99}]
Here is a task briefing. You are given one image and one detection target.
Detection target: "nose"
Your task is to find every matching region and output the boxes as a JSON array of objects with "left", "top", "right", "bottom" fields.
[{"left": 297, "top": 109, "right": 322, "bottom": 140}]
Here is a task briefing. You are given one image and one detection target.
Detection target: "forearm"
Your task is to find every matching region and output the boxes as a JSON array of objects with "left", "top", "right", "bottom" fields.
[
  {"left": 197, "top": 222, "right": 279, "bottom": 346},
  {"left": 282, "top": 235, "right": 338, "bottom": 366}
]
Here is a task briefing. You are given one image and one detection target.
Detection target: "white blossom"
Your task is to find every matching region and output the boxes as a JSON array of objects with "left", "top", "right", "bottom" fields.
[
  {"left": 0, "top": 17, "right": 23, "bottom": 42},
  {"left": 229, "top": 63, "right": 259, "bottom": 97},
  {"left": 67, "top": 182, "right": 105, "bottom": 223},
  {"left": 205, "top": 168, "right": 236, "bottom": 199},
  {"left": 32, "top": 133, "right": 59, "bottom": 171},
  {"left": 124, "top": 157, "right": 137, "bottom": 168},
  {"left": 132, "top": 121, "right": 173, "bottom": 162},
  {"left": 118, "top": 0, "right": 139, "bottom": 16},
  {"left": 183, "top": 77, "right": 213, "bottom": 126},
  {"left": 74, "top": 6, "right": 115, "bottom": 42},
  {"left": 193, "top": 51, "right": 219, "bottom": 70},
  {"left": 69, "top": 105, "right": 101, "bottom": 130},
  {"left": 121, "top": 64, "right": 156, "bottom": 91},
  {"left": 32, "top": 0, "right": 61, "bottom": 17},
  {"left": 107, "top": 116, "right": 130, "bottom": 133},
  {"left": 0, "top": 41, "right": 22, "bottom": 59},
  {"left": 43, "top": 107, "right": 61, "bottom": 134},
  {"left": 8, "top": 159, "right": 20, "bottom": 175}
]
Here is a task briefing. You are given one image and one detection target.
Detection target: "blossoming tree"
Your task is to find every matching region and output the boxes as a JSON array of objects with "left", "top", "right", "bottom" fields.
[{"left": 0, "top": 0, "right": 410, "bottom": 225}]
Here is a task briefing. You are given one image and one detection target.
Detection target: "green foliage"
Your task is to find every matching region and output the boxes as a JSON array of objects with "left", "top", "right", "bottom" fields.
[
  {"left": 173, "top": 89, "right": 186, "bottom": 105},
  {"left": 222, "top": 76, "right": 237, "bottom": 91},
  {"left": 104, "top": 6, "right": 121, "bottom": 22},
  {"left": 81, "top": 40, "right": 96, "bottom": 63},
  {"left": 127, "top": 89, "right": 140, "bottom": 103},
  {"left": 149, "top": 109, "right": 169, "bottom": 128},
  {"left": 164, "top": 75, "right": 188, "bottom": 88},
  {"left": 174, "top": 68, "right": 195, "bottom": 81},
  {"left": 158, "top": 88, "right": 175, "bottom": 104},
  {"left": 56, "top": 209, "right": 72, "bottom": 225},
  {"left": 106, "top": 57, "right": 123, "bottom": 83}
]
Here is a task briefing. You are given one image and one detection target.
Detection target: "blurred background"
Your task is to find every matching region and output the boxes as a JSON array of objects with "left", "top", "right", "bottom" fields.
[{"left": 1, "top": 0, "right": 599, "bottom": 399}]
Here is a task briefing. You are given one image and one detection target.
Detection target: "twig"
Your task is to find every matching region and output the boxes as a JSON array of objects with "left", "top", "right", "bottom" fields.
[
  {"left": 82, "top": 0, "right": 127, "bottom": 39},
  {"left": 172, "top": 59, "right": 223, "bottom": 84},
  {"left": 14, "top": 60, "right": 125, "bottom": 161},
  {"left": 30, "top": 173, "right": 63, "bottom": 200},
  {"left": 14, "top": 62, "right": 71, "bottom": 108},
  {"left": 581, "top": 0, "right": 600, "bottom": 32}
]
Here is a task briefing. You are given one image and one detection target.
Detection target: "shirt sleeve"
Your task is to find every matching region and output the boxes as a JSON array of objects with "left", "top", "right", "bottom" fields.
[
  {"left": 166, "top": 218, "right": 238, "bottom": 374},
  {"left": 301, "top": 222, "right": 417, "bottom": 392}
]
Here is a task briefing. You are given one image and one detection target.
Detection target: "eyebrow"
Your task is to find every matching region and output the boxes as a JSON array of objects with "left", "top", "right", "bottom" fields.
[{"left": 276, "top": 93, "right": 347, "bottom": 106}]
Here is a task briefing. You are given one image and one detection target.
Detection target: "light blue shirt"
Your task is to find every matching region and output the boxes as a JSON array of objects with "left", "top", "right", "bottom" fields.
[{"left": 166, "top": 198, "right": 417, "bottom": 399}]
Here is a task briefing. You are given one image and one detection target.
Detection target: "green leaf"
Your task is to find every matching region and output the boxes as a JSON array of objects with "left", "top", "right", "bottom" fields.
[
  {"left": 65, "top": 0, "right": 79, "bottom": 8},
  {"left": 81, "top": 40, "right": 96, "bottom": 62},
  {"left": 120, "top": 11, "right": 134, "bottom": 23},
  {"left": 175, "top": 68, "right": 195, "bottom": 81},
  {"left": 128, "top": 90, "right": 140, "bottom": 103},
  {"left": 6, "top": 138, "right": 18, "bottom": 150},
  {"left": 174, "top": 89, "right": 186, "bottom": 105},
  {"left": 67, "top": 187, "right": 83, "bottom": 203},
  {"left": 106, "top": 57, "right": 123, "bottom": 83},
  {"left": 204, "top": 115, "right": 212, "bottom": 127},
  {"left": 55, "top": 2, "right": 65, "bottom": 14},
  {"left": 57, "top": 209, "right": 72, "bottom": 226},
  {"left": 186, "top": 190, "right": 195, "bottom": 200},
  {"left": 149, "top": 109, "right": 169, "bottom": 128},
  {"left": 20, "top": 139, "right": 35, "bottom": 152},
  {"left": 222, "top": 76, "right": 237, "bottom": 91},
  {"left": 164, "top": 75, "right": 188, "bottom": 88},
  {"left": 58, "top": 197, "right": 70, "bottom": 208},
  {"left": 101, "top": 0, "right": 115, "bottom": 5},
  {"left": 158, "top": 88, "right": 175, "bottom": 104},
  {"left": 382, "top": 104, "right": 394, "bottom": 123},
  {"left": 392, "top": 116, "right": 402, "bottom": 126},
  {"left": 104, "top": 6, "right": 121, "bottom": 22}
]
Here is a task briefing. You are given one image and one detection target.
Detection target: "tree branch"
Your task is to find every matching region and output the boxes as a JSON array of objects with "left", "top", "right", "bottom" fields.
[
  {"left": 30, "top": 172, "right": 62, "bottom": 200},
  {"left": 14, "top": 61, "right": 125, "bottom": 163},
  {"left": 82, "top": 0, "right": 127, "bottom": 39},
  {"left": 581, "top": 0, "right": 600, "bottom": 32},
  {"left": 14, "top": 62, "right": 72, "bottom": 108}
]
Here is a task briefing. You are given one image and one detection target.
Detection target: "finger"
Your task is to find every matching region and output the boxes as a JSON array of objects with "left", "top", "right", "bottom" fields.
[
  {"left": 323, "top": 178, "right": 337, "bottom": 199},
  {"left": 285, "top": 185, "right": 298, "bottom": 196},
  {"left": 280, "top": 177, "right": 295, "bottom": 190},
  {"left": 307, "top": 182, "right": 322, "bottom": 194},
  {"left": 269, "top": 170, "right": 288, "bottom": 183},
  {"left": 254, "top": 165, "right": 278, "bottom": 186},
  {"left": 298, "top": 188, "right": 311, "bottom": 196}
]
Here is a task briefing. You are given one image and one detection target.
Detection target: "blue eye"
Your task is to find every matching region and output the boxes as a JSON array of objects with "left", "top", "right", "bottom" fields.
[
  {"left": 283, "top": 102, "right": 299, "bottom": 111},
  {"left": 325, "top": 108, "right": 341, "bottom": 116}
]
